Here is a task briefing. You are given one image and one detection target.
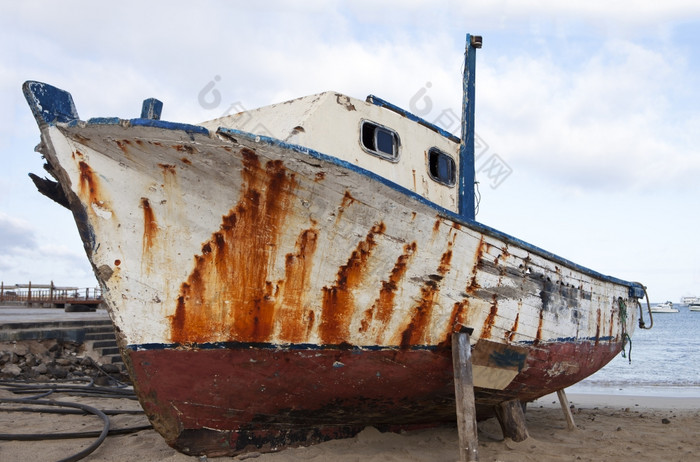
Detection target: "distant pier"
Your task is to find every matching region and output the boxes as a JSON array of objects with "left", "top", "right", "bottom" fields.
[{"left": 0, "top": 281, "right": 103, "bottom": 309}]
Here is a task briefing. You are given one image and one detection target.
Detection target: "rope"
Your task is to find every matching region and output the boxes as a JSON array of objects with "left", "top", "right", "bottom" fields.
[
  {"left": 620, "top": 333, "right": 633, "bottom": 364},
  {"left": 618, "top": 297, "right": 627, "bottom": 326},
  {"left": 618, "top": 297, "right": 632, "bottom": 363},
  {"left": 634, "top": 283, "right": 653, "bottom": 330},
  {"left": 474, "top": 180, "right": 481, "bottom": 217}
]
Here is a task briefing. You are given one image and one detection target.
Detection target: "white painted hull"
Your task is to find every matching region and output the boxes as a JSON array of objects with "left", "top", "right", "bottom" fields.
[{"left": 38, "top": 120, "right": 639, "bottom": 352}]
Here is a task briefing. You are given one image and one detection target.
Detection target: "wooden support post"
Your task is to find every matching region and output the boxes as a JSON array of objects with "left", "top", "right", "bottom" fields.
[
  {"left": 494, "top": 399, "right": 529, "bottom": 442},
  {"left": 556, "top": 388, "right": 577, "bottom": 431},
  {"left": 452, "top": 331, "right": 479, "bottom": 462}
]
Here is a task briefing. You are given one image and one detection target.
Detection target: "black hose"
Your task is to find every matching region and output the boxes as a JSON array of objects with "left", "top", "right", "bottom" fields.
[
  {"left": 0, "top": 378, "right": 151, "bottom": 462},
  {"left": 0, "top": 398, "right": 110, "bottom": 462}
]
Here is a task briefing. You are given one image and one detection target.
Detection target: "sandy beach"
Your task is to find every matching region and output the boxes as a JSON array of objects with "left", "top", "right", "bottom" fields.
[{"left": 2, "top": 387, "right": 699, "bottom": 462}]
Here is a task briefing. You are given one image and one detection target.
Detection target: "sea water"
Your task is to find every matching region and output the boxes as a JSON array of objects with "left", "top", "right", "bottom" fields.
[{"left": 569, "top": 306, "right": 700, "bottom": 397}]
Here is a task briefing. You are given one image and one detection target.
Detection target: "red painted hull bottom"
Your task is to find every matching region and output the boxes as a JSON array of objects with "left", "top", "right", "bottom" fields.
[{"left": 124, "top": 340, "right": 621, "bottom": 456}]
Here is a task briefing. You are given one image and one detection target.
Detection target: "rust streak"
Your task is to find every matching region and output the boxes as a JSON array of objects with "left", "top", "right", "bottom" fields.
[
  {"left": 173, "top": 144, "right": 195, "bottom": 154},
  {"left": 506, "top": 312, "right": 520, "bottom": 342},
  {"left": 361, "top": 242, "right": 417, "bottom": 339},
  {"left": 170, "top": 148, "right": 297, "bottom": 344},
  {"left": 400, "top": 280, "right": 438, "bottom": 348},
  {"left": 320, "top": 222, "right": 386, "bottom": 345},
  {"left": 77, "top": 161, "right": 96, "bottom": 200},
  {"left": 399, "top": 235, "right": 455, "bottom": 348},
  {"left": 77, "top": 160, "right": 106, "bottom": 210},
  {"left": 535, "top": 308, "right": 544, "bottom": 345},
  {"left": 466, "top": 236, "right": 487, "bottom": 294},
  {"left": 334, "top": 191, "right": 357, "bottom": 225},
  {"left": 595, "top": 308, "right": 601, "bottom": 345},
  {"left": 341, "top": 191, "right": 356, "bottom": 208},
  {"left": 278, "top": 228, "right": 320, "bottom": 343},
  {"left": 449, "top": 299, "right": 470, "bottom": 333},
  {"left": 158, "top": 163, "right": 177, "bottom": 175},
  {"left": 141, "top": 197, "right": 158, "bottom": 255},
  {"left": 481, "top": 294, "right": 499, "bottom": 339},
  {"left": 181, "top": 157, "right": 192, "bottom": 165},
  {"left": 115, "top": 139, "right": 131, "bottom": 154}
]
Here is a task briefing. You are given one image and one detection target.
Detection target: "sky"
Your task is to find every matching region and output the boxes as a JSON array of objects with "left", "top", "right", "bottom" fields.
[{"left": 1, "top": 1, "right": 699, "bottom": 302}]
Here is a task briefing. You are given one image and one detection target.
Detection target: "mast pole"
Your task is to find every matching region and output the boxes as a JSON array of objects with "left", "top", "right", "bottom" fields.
[{"left": 459, "top": 34, "right": 482, "bottom": 220}]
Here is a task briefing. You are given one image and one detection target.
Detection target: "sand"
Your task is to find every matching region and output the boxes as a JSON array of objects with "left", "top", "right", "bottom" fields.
[{"left": 1, "top": 388, "right": 699, "bottom": 462}]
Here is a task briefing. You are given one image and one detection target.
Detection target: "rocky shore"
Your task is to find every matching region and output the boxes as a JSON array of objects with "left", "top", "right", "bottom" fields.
[{"left": 0, "top": 339, "right": 130, "bottom": 385}]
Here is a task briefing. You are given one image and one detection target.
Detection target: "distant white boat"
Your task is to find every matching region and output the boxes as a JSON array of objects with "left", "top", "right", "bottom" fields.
[
  {"left": 681, "top": 296, "right": 699, "bottom": 305},
  {"left": 689, "top": 303, "right": 700, "bottom": 312},
  {"left": 650, "top": 301, "right": 679, "bottom": 313}
]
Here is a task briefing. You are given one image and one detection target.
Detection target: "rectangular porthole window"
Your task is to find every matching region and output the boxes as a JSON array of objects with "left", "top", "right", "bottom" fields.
[
  {"left": 428, "top": 147, "right": 456, "bottom": 187},
  {"left": 361, "top": 120, "right": 399, "bottom": 161}
]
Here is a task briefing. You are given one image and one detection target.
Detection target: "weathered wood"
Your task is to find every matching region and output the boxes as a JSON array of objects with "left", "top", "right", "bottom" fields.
[
  {"left": 494, "top": 399, "right": 529, "bottom": 442},
  {"left": 556, "top": 388, "right": 577, "bottom": 431},
  {"left": 452, "top": 331, "right": 479, "bottom": 462}
]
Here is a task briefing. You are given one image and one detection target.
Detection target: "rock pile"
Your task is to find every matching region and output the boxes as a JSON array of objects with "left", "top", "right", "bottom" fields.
[{"left": 0, "top": 339, "right": 130, "bottom": 385}]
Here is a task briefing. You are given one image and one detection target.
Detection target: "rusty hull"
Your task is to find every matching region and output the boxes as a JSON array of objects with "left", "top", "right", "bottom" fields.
[
  {"left": 30, "top": 116, "right": 639, "bottom": 456},
  {"left": 126, "top": 338, "right": 618, "bottom": 456}
]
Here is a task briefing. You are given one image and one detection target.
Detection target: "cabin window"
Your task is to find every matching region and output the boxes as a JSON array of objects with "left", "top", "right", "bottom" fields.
[
  {"left": 361, "top": 120, "right": 399, "bottom": 161},
  {"left": 428, "top": 148, "right": 456, "bottom": 186}
]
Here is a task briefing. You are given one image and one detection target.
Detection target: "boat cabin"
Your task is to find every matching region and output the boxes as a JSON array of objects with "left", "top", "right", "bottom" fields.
[{"left": 201, "top": 92, "right": 462, "bottom": 214}]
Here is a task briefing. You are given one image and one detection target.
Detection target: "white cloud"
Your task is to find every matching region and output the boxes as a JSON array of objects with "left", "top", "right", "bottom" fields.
[
  {"left": 476, "top": 37, "right": 700, "bottom": 192},
  {"left": 0, "top": 212, "right": 36, "bottom": 253}
]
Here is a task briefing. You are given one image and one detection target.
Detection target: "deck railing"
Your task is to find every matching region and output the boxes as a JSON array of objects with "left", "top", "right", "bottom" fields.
[{"left": 0, "top": 281, "right": 103, "bottom": 307}]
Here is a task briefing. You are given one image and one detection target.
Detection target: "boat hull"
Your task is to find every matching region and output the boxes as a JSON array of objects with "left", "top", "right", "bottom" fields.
[
  {"left": 125, "top": 338, "right": 620, "bottom": 456},
  {"left": 24, "top": 81, "right": 642, "bottom": 456}
]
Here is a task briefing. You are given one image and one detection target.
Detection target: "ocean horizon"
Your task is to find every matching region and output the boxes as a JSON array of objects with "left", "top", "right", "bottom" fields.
[{"left": 571, "top": 304, "right": 700, "bottom": 397}]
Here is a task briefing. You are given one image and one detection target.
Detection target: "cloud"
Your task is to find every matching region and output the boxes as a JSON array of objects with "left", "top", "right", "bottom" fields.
[
  {"left": 475, "top": 37, "right": 700, "bottom": 192},
  {"left": 0, "top": 213, "right": 94, "bottom": 287},
  {"left": 0, "top": 212, "right": 37, "bottom": 254}
]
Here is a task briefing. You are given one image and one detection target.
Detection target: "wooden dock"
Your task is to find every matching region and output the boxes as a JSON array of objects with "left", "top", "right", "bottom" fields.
[{"left": 0, "top": 282, "right": 103, "bottom": 309}]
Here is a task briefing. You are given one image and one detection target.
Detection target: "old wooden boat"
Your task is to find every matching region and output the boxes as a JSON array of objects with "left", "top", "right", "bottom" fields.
[{"left": 23, "top": 35, "right": 647, "bottom": 456}]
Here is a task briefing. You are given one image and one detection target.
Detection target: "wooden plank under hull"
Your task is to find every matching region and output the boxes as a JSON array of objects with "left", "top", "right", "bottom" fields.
[{"left": 124, "top": 338, "right": 622, "bottom": 456}]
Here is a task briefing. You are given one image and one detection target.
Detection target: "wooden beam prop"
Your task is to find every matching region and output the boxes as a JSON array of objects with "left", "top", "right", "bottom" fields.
[
  {"left": 556, "top": 388, "right": 577, "bottom": 431},
  {"left": 452, "top": 331, "right": 479, "bottom": 462},
  {"left": 494, "top": 399, "right": 529, "bottom": 442}
]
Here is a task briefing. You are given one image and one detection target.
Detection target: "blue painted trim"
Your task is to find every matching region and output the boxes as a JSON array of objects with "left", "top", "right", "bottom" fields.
[
  {"left": 126, "top": 335, "right": 617, "bottom": 353},
  {"left": 67, "top": 116, "right": 209, "bottom": 136},
  {"left": 129, "top": 118, "right": 209, "bottom": 136},
  {"left": 23, "top": 81, "right": 79, "bottom": 125},
  {"left": 366, "top": 95, "right": 460, "bottom": 143},
  {"left": 86, "top": 117, "right": 121, "bottom": 125},
  {"left": 458, "top": 34, "right": 478, "bottom": 221},
  {"left": 141, "top": 98, "right": 163, "bottom": 120},
  {"left": 629, "top": 285, "right": 645, "bottom": 299},
  {"left": 217, "top": 127, "right": 642, "bottom": 292}
]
